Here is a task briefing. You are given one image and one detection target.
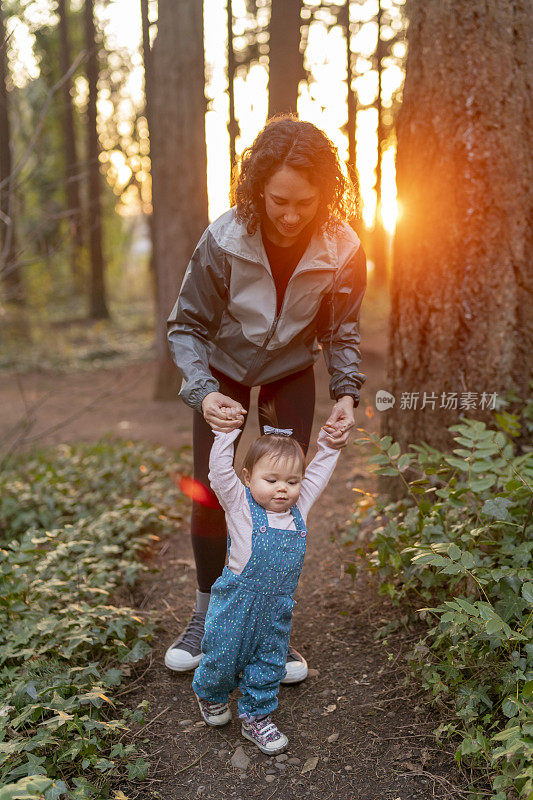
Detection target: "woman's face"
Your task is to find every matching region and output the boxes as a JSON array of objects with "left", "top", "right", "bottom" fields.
[{"left": 262, "top": 165, "right": 320, "bottom": 246}]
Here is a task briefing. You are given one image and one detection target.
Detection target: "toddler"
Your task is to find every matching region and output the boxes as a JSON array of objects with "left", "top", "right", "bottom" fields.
[{"left": 192, "top": 417, "right": 343, "bottom": 754}]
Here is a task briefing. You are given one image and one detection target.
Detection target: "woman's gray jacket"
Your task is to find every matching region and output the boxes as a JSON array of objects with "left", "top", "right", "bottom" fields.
[{"left": 167, "top": 208, "right": 366, "bottom": 413}]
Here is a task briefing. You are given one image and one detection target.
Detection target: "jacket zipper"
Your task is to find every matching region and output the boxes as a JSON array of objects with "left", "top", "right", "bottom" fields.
[{"left": 243, "top": 264, "right": 336, "bottom": 382}]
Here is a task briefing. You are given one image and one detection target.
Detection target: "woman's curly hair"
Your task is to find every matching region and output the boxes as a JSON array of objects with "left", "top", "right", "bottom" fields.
[{"left": 231, "top": 114, "right": 360, "bottom": 236}]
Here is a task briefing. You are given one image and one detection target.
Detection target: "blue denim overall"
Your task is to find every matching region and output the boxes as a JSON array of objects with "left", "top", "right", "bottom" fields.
[{"left": 192, "top": 488, "right": 307, "bottom": 720}]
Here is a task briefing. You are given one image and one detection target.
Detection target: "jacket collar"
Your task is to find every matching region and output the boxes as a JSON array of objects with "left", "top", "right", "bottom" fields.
[{"left": 209, "top": 207, "right": 339, "bottom": 273}]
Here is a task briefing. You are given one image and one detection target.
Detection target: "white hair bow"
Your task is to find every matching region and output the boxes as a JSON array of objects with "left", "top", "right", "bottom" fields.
[{"left": 263, "top": 425, "right": 293, "bottom": 437}]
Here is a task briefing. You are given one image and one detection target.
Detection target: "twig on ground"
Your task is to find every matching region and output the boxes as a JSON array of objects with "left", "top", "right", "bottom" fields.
[
  {"left": 158, "top": 540, "right": 171, "bottom": 558},
  {"left": 129, "top": 705, "right": 172, "bottom": 741},
  {"left": 139, "top": 583, "right": 157, "bottom": 609},
  {"left": 161, "top": 597, "right": 182, "bottom": 627},
  {"left": 115, "top": 656, "right": 154, "bottom": 700},
  {"left": 395, "top": 766, "right": 476, "bottom": 800},
  {"left": 174, "top": 750, "right": 209, "bottom": 774}
]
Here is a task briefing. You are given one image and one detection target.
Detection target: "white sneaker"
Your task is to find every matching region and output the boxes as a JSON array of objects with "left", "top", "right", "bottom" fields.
[
  {"left": 241, "top": 715, "right": 288, "bottom": 755},
  {"left": 164, "top": 608, "right": 205, "bottom": 671},
  {"left": 280, "top": 645, "right": 308, "bottom": 684},
  {"left": 195, "top": 693, "right": 232, "bottom": 726}
]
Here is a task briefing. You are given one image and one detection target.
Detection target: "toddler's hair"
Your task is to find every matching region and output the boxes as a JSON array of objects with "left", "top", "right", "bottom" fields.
[
  {"left": 242, "top": 435, "right": 305, "bottom": 477},
  {"left": 242, "top": 400, "right": 305, "bottom": 476}
]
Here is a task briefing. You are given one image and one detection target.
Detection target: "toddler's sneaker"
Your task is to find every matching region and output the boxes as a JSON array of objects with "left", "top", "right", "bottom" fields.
[
  {"left": 241, "top": 715, "right": 288, "bottom": 755},
  {"left": 195, "top": 693, "right": 232, "bottom": 726}
]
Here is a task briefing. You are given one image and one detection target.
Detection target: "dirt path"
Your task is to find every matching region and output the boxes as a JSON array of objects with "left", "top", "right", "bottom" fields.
[{"left": 0, "top": 351, "right": 470, "bottom": 799}]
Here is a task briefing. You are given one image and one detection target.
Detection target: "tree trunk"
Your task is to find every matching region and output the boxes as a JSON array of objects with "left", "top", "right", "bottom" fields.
[
  {"left": 140, "top": 0, "right": 153, "bottom": 128},
  {"left": 151, "top": 0, "right": 209, "bottom": 400},
  {"left": 383, "top": 0, "right": 533, "bottom": 452},
  {"left": 341, "top": 0, "right": 357, "bottom": 183},
  {"left": 0, "top": 0, "right": 24, "bottom": 304},
  {"left": 227, "top": 0, "right": 238, "bottom": 172},
  {"left": 58, "top": 0, "right": 84, "bottom": 295},
  {"left": 372, "top": 0, "right": 387, "bottom": 287},
  {"left": 140, "top": 0, "right": 157, "bottom": 291},
  {"left": 85, "top": 0, "right": 109, "bottom": 319},
  {"left": 267, "top": 0, "right": 303, "bottom": 117}
]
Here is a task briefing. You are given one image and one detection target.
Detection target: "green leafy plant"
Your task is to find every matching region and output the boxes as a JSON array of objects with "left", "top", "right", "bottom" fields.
[
  {"left": 348, "top": 409, "right": 533, "bottom": 800},
  {"left": 0, "top": 439, "right": 187, "bottom": 798}
]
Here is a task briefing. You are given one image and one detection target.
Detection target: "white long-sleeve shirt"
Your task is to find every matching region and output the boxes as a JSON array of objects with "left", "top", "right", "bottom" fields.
[{"left": 208, "top": 428, "right": 341, "bottom": 575}]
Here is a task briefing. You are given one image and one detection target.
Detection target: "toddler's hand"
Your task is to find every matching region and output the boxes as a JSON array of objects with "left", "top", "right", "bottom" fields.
[
  {"left": 321, "top": 422, "right": 346, "bottom": 450},
  {"left": 322, "top": 397, "right": 355, "bottom": 449},
  {"left": 202, "top": 392, "right": 247, "bottom": 432}
]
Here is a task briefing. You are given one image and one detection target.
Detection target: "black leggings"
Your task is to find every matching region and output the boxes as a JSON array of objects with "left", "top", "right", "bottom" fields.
[{"left": 191, "top": 365, "right": 316, "bottom": 592}]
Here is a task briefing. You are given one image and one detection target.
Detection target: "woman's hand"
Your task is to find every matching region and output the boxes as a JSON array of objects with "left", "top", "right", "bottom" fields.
[
  {"left": 201, "top": 392, "right": 247, "bottom": 432},
  {"left": 322, "top": 396, "right": 355, "bottom": 449}
]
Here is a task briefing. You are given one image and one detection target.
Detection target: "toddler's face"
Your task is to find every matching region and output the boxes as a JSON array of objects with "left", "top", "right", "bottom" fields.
[{"left": 243, "top": 454, "right": 303, "bottom": 513}]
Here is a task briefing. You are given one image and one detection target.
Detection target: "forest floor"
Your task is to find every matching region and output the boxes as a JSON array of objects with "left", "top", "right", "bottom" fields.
[{"left": 0, "top": 333, "right": 476, "bottom": 800}]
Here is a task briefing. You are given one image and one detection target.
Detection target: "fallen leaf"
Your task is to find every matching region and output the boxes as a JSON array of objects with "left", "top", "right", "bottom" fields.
[
  {"left": 324, "top": 704, "right": 337, "bottom": 714},
  {"left": 327, "top": 733, "right": 339, "bottom": 743},
  {"left": 301, "top": 756, "right": 319, "bottom": 774},
  {"left": 96, "top": 692, "right": 115, "bottom": 705}
]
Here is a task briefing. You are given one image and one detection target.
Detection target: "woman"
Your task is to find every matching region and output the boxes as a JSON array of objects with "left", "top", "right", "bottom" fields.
[{"left": 165, "top": 115, "right": 366, "bottom": 683}]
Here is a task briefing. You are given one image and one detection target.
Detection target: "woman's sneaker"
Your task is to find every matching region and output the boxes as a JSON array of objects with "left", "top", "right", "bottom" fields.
[
  {"left": 195, "top": 693, "right": 232, "bottom": 726},
  {"left": 165, "top": 590, "right": 210, "bottom": 671},
  {"left": 241, "top": 715, "right": 288, "bottom": 755},
  {"left": 280, "top": 644, "right": 308, "bottom": 684},
  {"left": 164, "top": 608, "right": 206, "bottom": 670}
]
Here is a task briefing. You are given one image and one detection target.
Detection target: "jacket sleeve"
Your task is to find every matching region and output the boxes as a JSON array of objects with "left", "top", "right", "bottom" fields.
[
  {"left": 167, "top": 229, "right": 229, "bottom": 412},
  {"left": 315, "top": 244, "right": 367, "bottom": 407}
]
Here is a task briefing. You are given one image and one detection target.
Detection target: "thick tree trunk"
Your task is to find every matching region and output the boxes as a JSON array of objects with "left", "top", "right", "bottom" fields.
[
  {"left": 151, "top": 0, "right": 209, "bottom": 400},
  {"left": 0, "top": 0, "right": 23, "bottom": 304},
  {"left": 383, "top": 0, "right": 533, "bottom": 451},
  {"left": 267, "top": 0, "right": 303, "bottom": 117},
  {"left": 85, "top": 0, "right": 109, "bottom": 319},
  {"left": 58, "top": 0, "right": 84, "bottom": 294}
]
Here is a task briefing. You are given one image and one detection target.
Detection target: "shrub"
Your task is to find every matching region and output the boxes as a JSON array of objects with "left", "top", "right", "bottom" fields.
[
  {"left": 348, "top": 408, "right": 533, "bottom": 800},
  {"left": 0, "top": 439, "right": 187, "bottom": 799}
]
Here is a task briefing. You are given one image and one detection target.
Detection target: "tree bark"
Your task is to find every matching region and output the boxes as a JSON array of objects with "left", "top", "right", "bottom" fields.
[
  {"left": 85, "top": 0, "right": 109, "bottom": 319},
  {"left": 267, "top": 0, "right": 303, "bottom": 117},
  {"left": 151, "top": 0, "right": 209, "bottom": 400},
  {"left": 140, "top": 0, "right": 153, "bottom": 128},
  {"left": 341, "top": 0, "right": 357, "bottom": 182},
  {"left": 140, "top": 0, "right": 157, "bottom": 292},
  {"left": 227, "top": 0, "right": 238, "bottom": 172},
  {"left": 0, "top": 0, "right": 24, "bottom": 304},
  {"left": 383, "top": 0, "right": 533, "bottom": 451},
  {"left": 58, "top": 0, "right": 84, "bottom": 294},
  {"left": 372, "top": 0, "right": 387, "bottom": 287}
]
